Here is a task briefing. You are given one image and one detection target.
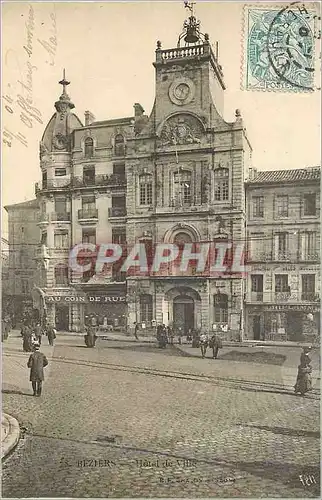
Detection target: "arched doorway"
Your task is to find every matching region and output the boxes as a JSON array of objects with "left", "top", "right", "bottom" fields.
[{"left": 173, "top": 295, "right": 194, "bottom": 332}]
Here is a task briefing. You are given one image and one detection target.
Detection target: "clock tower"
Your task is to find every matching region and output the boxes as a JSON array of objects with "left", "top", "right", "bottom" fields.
[{"left": 153, "top": 2, "right": 226, "bottom": 129}]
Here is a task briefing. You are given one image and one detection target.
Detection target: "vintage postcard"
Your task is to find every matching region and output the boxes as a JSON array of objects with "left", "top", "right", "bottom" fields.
[{"left": 1, "top": 1, "right": 321, "bottom": 499}]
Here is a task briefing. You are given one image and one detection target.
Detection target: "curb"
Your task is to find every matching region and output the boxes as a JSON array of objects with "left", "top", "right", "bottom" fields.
[{"left": 1, "top": 413, "right": 20, "bottom": 460}]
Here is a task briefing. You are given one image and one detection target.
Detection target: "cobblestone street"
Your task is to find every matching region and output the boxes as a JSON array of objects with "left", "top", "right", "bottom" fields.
[{"left": 2, "top": 333, "right": 320, "bottom": 498}]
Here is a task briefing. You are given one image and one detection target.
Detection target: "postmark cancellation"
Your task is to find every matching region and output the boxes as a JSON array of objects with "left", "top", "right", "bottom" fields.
[{"left": 242, "top": 2, "right": 320, "bottom": 92}]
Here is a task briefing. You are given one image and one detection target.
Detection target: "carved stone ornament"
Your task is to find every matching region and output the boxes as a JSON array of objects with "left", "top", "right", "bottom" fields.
[
  {"left": 52, "top": 133, "right": 68, "bottom": 151},
  {"left": 39, "top": 142, "right": 49, "bottom": 157},
  {"left": 159, "top": 114, "right": 202, "bottom": 147}
]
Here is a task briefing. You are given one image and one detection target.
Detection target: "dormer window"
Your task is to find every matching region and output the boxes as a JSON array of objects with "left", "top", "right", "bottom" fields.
[
  {"left": 84, "top": 137, "right": 94, "bottom": 158},
  {"left": 114, "top": 134, "right": 125, "bottom": 157}
]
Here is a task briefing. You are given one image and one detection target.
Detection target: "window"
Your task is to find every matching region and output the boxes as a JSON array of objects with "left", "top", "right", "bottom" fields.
[
  {"left": 251, "top": 275, "right": 263, "bottom": 292},
  {"left": 249, "top": 232, "right": 266, "bottom": 260},
  {"left": 251, "top": 275, "right": 263, "bottom": 301},
  {"left": 252, "top": 196, "right": 264, "bottom": 218},
  {"left": 114, "top": 134, "right": 125, "bottom": 157},
  {"left": 303, "top": 193, "right": 316, "bottom": 216},
  {"left": 42, "top": 172, "right": 47, "bottom": 189},
  {"left": 84, "top": 137, "right": 94, "bottom": 158},
  {"left": 275, "top": 232, "right": 288, "bottom": 259},
  {"left": 55, "top": 168, "right": 66, "bottom": 177},
  {"left": 21, "top": 279, "right": 29, "bottom": 294},
  {"left": 173, "top": 170, "right": 192, "bottom": 205},
  {"left": 113, "top": 163, "right": 125, "bottom": 176},
  {"left": 302, "top": 274, "right": 315, "bottom": 301},
  {"left": 214, "top": 294, "right": 228, "bottom": 323},
  {"left": 214, "top": 168, "right": 229, "bottom": 202},
  {"left": 55, "top": 197, "right": 67, "bottom": 214},
  {"left": 83, "top": 166, "right": 95, "bottom": 185},
  {"left": 54, "top": 265, "right": 69, "bottom": 286},
  {"left": 82, "top": 196, "right": 96, "bottom": 211},
  {"left": 140, "top": 294, "right": 153, "bottom": 323},
  {"left": 112, "top": 228, "right": 126, "bottom": 245},
  {"left": 275, "top": 274, "right": 289, "bottom": 292},
  {"left": 82, "top": 229, "right": 96, "bottom": 244},
  {"left": 276, "top": 195, "right": 288, "bottom": 217},
  {"left": 54, "top": 231, "right": 69, "bottom": 248},
  {"left": 40, "top": 232, "right": 47, "bottom": 245},
  {"left": 301, "top": 232, "right": 317, "bottom": 260},
  {"left": 139, "top": 174, "right": 153, "bottom": 205}
]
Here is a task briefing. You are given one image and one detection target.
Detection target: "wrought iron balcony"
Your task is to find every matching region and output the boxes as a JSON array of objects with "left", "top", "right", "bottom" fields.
[
  {"left": 50, "top": 212, "right": 71, "bottom": 222},
  {"left": 78, "top": 208, "right": 98, "bottom": 220},
  {"left": 108, "top": 207, "right": 126, "bottom": 218},
  {"left": 37, "top": 213, "right": 49, "bottom": 224},
  {"left": 72, "top": 174, "right": 126, "bottom": 188},
  {"left": 246, "top": 291, "right": 320, "bottom": 304}
]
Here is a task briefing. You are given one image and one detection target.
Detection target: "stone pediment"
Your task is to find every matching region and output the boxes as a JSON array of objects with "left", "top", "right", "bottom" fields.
[{"left": 157, "top": 113, "right": 204, "bottom": 147}]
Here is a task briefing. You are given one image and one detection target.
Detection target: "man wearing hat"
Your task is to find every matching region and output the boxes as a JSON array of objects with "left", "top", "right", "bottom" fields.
[{"left": 27, "top": 343, "right": 48, "bottom": 397}]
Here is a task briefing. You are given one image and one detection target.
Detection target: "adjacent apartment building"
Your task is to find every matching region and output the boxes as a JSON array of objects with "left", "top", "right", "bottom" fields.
[{"left": 245, "top": 168, "right": 320, "bottom": 342}]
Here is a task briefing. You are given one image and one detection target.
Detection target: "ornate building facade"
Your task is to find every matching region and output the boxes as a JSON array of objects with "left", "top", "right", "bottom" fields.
[
  {"left": 33, "top": 12, "right": 250, "bottom": 338},
  {"left": 30, "top": 9, "right": 320, "bottom": 342}
]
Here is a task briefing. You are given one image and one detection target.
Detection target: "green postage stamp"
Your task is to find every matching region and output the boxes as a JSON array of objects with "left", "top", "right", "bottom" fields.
[{"left": 242, "top": 2, "right": 319, "bottom": 92}]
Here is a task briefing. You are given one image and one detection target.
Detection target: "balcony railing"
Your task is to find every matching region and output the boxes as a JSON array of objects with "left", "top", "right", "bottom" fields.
[
  {"left": 72, "top": 174, "right": 126, "bottom": 188},
  {"left": 78, "top": 208, "right": 98, "bottom": 220},
  {"left": 37, "top": 213, "right": 49, "bottom": 223},
  {"left": 50, "top": 212, "right": 71, "bottom": 222},
  {"left": 246, "top": 291, "right": 320, "bottom": 303},
  {"left": 108, "top": 207, "right": 126, "bottom": 218},
  {"left": 300, "top": 253, "right": 320, "bottom": 262}
]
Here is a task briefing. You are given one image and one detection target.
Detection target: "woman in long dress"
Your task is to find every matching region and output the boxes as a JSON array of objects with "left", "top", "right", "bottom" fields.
[{"left": 294, "top": 347, "right": 313, "bottom": 396}]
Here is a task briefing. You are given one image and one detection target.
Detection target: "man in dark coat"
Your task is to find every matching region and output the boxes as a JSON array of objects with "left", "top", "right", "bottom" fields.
[
  {"left": 47, "top": 325, "right": 56, "bottom": 346},
  {"left": 209, "top": 334, "right": 223, "bottom": 359},
  {"left": 27, "top": 344, "right": 48, "bottom": 396}
]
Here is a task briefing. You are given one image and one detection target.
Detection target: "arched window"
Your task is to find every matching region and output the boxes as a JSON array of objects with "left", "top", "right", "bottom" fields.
[
  {"left": 173, "top": 231, "right": 197, "bottom": 276},
  {"left": 139, "top": 174, "right": 153, "bottom": 205},
  {"left": 214, "top": 168, "right": 229, "bottom": 202},
  {"left": 173, "top": 170, "right": 192, "bottom": 205},
  {"left": 84, "top": 137, "right": 94, "bottom": 158},
  {"left": 114, "top": 134, "right": 125, "bottom": 157},
  {"left": 140, "top": 294, "right": 153, "bottom": 323},
  {"left": 54, "top": 264, "right": 69, "bottom": 286},
  {"left": 213, "top": 293, "right": 228, "bottom": 323}
]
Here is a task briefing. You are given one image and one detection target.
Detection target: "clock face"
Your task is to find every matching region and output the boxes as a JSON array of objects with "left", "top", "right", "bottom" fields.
[
  {"left": 174, "top": 83, "right": 190, "bottom": 100},
  {"left": 169, "top": 78, "right": 195, "bottom": 106}
]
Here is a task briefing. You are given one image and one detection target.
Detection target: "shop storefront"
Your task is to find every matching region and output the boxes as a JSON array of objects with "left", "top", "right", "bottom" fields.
[{"left": 246, "top": 304, "right": 320, "bottom": 342}]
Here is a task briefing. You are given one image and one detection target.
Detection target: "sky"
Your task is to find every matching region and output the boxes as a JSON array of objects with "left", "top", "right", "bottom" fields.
[{"left": 2, "top": 1, "right": 321, "bottom": 236}]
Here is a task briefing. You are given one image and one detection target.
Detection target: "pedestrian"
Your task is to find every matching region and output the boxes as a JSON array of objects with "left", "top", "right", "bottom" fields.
[
  {"left": 294, "top": 346, "right": 313, "bottom": 396},
  {"left": 199, "top": 332, "right": 209, "bottom": 358},
  {"left": 47, "top": 325, "right": 56, "bottom": 346},
  {"left": 27, "top": 343, "right": 48, "bottom": 396},
  {"left": 209, "top": 333, "right": 223, "bottom": 359},
  {"left": 34, "top": 323, "right": 42, "bottom": 346},
  {"left": 177, "top": 327, "right": 183, "bottom": 345},
  {"left": 167, "top": 326, "right": 174, "bottom": 345},
  {"left": 84, "top": 326, "right": 97, "bottom": 348},
  {"left": 22, "top": 325, "right": 33, "bottom": 352},
  {"left": 134, "top": 322, "right": 139, "bottom": 340}
]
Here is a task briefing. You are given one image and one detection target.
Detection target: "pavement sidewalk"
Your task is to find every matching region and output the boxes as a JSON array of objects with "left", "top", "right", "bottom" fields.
[{"left": 1, "top": 413, "right": 20, "bottom": 460}]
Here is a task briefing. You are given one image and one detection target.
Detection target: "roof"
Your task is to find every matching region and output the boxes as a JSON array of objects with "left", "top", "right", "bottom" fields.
[
  {"left": 249, "top": 167, "right": 320, "bottom": 184},
  {"left": 4, "top": 199, "right": 39, "bottom": 211},
  {"left": 90, "top": 116, "right": 134, "bottom": 127}
]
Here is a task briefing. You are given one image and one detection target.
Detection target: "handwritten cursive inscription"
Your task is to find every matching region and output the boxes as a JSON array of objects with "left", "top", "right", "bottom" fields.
[
  {"left": 37, "top": 11, "right": 57, "bottom": 66},
  {"left": 23, "top": 5, "right": 35, "bottom": 58}
]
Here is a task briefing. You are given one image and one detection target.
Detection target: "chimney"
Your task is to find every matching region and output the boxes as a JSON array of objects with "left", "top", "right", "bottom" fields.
[{"left": 85, "top": 110, "right": 95, "bottom": 126}]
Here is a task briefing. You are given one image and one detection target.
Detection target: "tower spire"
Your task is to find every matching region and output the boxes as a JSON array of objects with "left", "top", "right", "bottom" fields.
[
  {"left": 58, "top": 68, "right": 70, "bottom": 96},
  {"left": 55, "top": 69, "right": 75, "bottom": 113}
]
